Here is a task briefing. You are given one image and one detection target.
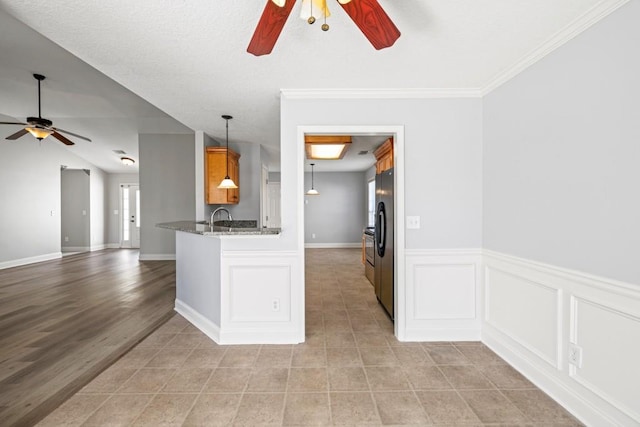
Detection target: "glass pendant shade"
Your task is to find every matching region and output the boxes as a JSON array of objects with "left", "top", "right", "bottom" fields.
[
  {"left": 26, "top": 127, "right": 53, "bottom": 140},
  {"left": 218, "top": 176, "right": 238, "bottom": 189}
]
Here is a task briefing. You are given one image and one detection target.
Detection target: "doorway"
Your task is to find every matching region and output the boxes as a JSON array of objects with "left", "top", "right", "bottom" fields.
[
  {"left": 61, "top": 168, "right": 90, "bottom": 253},
  {"left": 120, "top": 184, "right": 140, "bottom": 248},
  {"left": 298, "top": 125, "right": 406, "bottom": 339}
]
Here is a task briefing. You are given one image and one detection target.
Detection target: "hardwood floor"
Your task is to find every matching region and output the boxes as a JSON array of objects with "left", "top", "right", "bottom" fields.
[{"left": 0, "top": 250, "right": 176, "bottom": 427}]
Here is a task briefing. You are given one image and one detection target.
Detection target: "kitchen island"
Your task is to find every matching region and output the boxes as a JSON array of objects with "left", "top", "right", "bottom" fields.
[{"left": 157, "top": 221, "right": 303, "bottom": 345}]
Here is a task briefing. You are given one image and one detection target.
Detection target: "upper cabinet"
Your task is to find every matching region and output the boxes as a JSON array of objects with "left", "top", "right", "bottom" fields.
[
  {"left": 205, "top": 147, "right": 240, "bottom": 204},
  {"left": 373, "top": 137, "right": 393, "bottom": 174}
]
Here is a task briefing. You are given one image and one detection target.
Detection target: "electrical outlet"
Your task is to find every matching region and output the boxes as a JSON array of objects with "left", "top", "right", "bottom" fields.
[
  {"left": 312, "top": 233, "right": 316, "bottom": 239},
  {"left": 272, "top": 299, "right": 280, "bottom": 312},
  {"left": 50, "top": 210, "right": 55, "bottom": 217},
  {"left": 64, "top": 236, "right": 69, "bottom": 242},
  {"left": 568, "top": 344, "right": 583, "bottom": 368},
  {"left": 406, "top": 216, "right": 421, "bottom": 229}
]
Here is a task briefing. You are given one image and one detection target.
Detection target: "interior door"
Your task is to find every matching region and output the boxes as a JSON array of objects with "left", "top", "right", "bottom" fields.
[{"left": 120, "top": 184, "right": 140, "bottom": 248}]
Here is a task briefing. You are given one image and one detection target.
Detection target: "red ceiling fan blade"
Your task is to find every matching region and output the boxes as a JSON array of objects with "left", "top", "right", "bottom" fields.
[
  {"left": 53, "top": 127, "right": 92, "bottom": 142},
  {"left": 247, "top": 0, "right": 297, "bottom": 56},
  {"left": 339, "top": 0, "right": 400, "bottom": 50},
  {"left": 51, "top": 131, "right": 75, "bottom": 146},
  {"left": 5, "top": 129, "right": 29, "bottom": 140}
]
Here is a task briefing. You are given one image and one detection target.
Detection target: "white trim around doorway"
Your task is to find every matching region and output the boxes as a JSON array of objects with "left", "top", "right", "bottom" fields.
[{"left": 297, "top": 125, "right": 406, "bottom": 340}]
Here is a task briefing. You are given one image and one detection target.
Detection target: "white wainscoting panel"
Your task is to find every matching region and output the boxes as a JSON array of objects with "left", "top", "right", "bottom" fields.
[
  {"left": 229, "top": 265, "right": 291, "bottom": 322},
  {"left": 220, "top": 250, "right": 303, "bottom": 344},
  {"left": 570, "top": 295, "right": 640, "bottom": 423},
  {"left": 482, "top": 250, "right": 640, "bottom": 426},
  {"left": 485, "top": 266, "right": 561, "bottom": 368},
  {"left": 404, "top": 249, "right": 482, "bottom": 341}
]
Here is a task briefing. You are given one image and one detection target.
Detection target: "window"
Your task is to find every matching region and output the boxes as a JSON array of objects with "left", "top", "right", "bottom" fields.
[{"left": 367, "top": 179, "right": 376, "bottom": 227}]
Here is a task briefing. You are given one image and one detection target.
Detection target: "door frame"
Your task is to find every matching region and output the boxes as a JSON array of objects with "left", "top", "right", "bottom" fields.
[{"left": 297, "top": 125, "right": 406, "bottom": 340}]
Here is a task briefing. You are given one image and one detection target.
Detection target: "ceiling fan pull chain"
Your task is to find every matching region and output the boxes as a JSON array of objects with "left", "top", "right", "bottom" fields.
[
  {"left": 308, "top": 0, "right": 315, "bottom": 24},
  {"left": 322, "top": 0, "right": 329, "bottom": 31}
]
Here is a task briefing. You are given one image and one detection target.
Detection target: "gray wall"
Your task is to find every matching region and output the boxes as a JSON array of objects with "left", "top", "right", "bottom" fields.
[
  {"left": 269, "top": 172, "right": 281, "bottom": 183},
  {"left": 106, "top": 173, "right": 139, "bottom": 245},
  {"left": 61, "top": 169, "right": 90, "bottom": 249},
  {"left": 483, "top": 1, "right": 640, "bottom": 284},
  {"left": 0, "top": 138, "right": 107, "bottom": 265},
  {"left": 139, "top": 133, "right": 195, "bottom": 257},
  {"left": 304, "top": 171, "right": 367, "bottom": 244},
  {"left": 281, "top": 97, "right": 483, "bottom": 250}
]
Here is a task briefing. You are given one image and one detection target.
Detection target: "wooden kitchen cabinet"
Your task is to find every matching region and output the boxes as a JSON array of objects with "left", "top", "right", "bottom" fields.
[
  {"left": 205, "top": 147, "right": 240, "bottom": 204},
  {"left": 373, "top": 137, "right": 393, "bottom": 174}
]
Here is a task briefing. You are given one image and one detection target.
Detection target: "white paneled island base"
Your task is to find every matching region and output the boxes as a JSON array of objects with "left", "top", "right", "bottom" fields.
[{"left": 171, "top": 230, "right": 303, "bottom": 344}]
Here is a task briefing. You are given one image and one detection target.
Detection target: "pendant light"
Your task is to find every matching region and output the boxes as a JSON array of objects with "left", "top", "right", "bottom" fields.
[
  {"left": 217, "top": 115, "right": 238, "bottom": 189},
  {"left": 306, "top": 163, "right": 319, "bottom": 195}
]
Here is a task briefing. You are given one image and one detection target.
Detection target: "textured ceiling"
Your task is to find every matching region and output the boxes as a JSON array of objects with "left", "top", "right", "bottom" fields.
[{"left": 0, "top": 0, "right": 624, "bottom": 172}]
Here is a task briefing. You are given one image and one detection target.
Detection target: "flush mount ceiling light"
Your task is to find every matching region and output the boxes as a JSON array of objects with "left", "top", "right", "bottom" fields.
[
  {"left": 247, "top": 0, "right": 400, "bottom": 56},
  {"left": 218, "top": 115, "right": 238, "bottom": 190},
  {"left": 305, "top": 135, "right": 352, "bottom": 160},
  {"left": 120, "top": 157, "right": 135, "bottom": 165},
  {"left": 306, "top": 163, "right": 319, "bottom": 195}
]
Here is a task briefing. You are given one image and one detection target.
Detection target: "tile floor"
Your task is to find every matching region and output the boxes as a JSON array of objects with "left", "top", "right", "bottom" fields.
[{"left": 38, "top": 248, "right": 583, "bottom": 426}]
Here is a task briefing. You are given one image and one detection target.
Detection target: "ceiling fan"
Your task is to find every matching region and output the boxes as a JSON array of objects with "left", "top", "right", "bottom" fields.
[
  {"left": 0, "top": 74, "right": 91, "bottom": 146},
  {"left": 248, "top": 0, "right": 400, "bottom": 56}
]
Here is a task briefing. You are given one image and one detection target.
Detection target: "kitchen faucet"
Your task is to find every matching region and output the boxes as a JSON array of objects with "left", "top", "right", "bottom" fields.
[{"left": 210, "top": 207, "right": 232, "bottom": 224}]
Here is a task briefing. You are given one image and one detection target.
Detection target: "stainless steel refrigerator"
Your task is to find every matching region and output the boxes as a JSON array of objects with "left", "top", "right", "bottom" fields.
[{"left": 375, "top": 167, "right": 394, "bottom": 319}]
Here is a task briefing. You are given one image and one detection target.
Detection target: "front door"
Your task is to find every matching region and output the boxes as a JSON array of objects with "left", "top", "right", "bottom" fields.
[{"left": 120, "top": 184, "right": 140, "bottom": 248}]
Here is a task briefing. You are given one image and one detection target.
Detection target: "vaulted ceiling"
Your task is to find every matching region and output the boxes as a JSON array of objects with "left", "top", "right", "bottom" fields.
[{"left": 0, "top": 0, "right": 626, "bottom": 172}]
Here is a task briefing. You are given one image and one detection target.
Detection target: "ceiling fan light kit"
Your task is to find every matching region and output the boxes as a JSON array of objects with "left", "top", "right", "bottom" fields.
[
  {"left": 0, "top": 73, "right": 91, "bottom": 145},
  {"left": 247, "top": 0, "right": 400, "bottom": 56}
]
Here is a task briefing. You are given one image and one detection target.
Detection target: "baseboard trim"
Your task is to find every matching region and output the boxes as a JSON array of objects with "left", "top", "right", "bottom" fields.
[
  {"left": 482, "top": 326, "right": 620, "bottom": 426},
  {"left": 404, "top": 327, "right": 481, "bottom": 342},
  {"left": 62, "top": 246, "right": 90, "bottom": 253},
  {"left": 106, "top": 243, "right": 121, "bottom": 249},
  {"left": 305, "top": 243, "right": 361, "bottom": 249},
  {"left": 0, "top": 252, "right": 62, "bottom": 270},
  {"left": 175, "top": 299, "right": 221, "bottom": 343},
  {"left": 139, "top": 254, "right": 176, "bottom": 261}
]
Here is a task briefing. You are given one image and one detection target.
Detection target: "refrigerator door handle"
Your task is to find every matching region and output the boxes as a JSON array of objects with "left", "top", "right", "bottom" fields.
[{"left": 376, "top": 201, "right": 386, "bottom": 257}]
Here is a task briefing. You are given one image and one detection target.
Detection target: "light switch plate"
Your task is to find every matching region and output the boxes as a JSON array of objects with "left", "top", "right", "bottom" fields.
[{"left": 406, "top": 216, "right": 420, "bottom": 229}]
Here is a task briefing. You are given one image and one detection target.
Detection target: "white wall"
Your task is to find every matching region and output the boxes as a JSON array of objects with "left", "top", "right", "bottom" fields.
[
  {"left": 0, "top": 139, "right": 107, "bottom": 268},
  {"left": 483, "top": 2, "right": 639, "bottom": 286},
  {"left": 139, "top": 133, "right": 195, "bottom": 259},
  {"left": 281, "top": 97, "right": 483, "bottom": 251},
  {"left": 280, "top": 95, "right": 484, "bottom": 341},
  {"left": 482, "top": 2, "right": 640, "bottom": 425},
  {"left": 304, "top": 171, "right": 367, "bottom": 246}
]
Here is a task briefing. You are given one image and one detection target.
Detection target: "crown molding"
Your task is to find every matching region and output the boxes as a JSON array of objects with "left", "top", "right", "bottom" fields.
[
  {"left": 481, "top": 0, "right": 630, "bottom": 95},
  {"left": 281, "top": 88, "right": 483, "bottom": 100}
]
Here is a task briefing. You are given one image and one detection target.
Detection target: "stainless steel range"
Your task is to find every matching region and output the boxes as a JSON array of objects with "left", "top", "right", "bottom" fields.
[{"left": 363, "top": 227, "right": 375, "bottom": 286}]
